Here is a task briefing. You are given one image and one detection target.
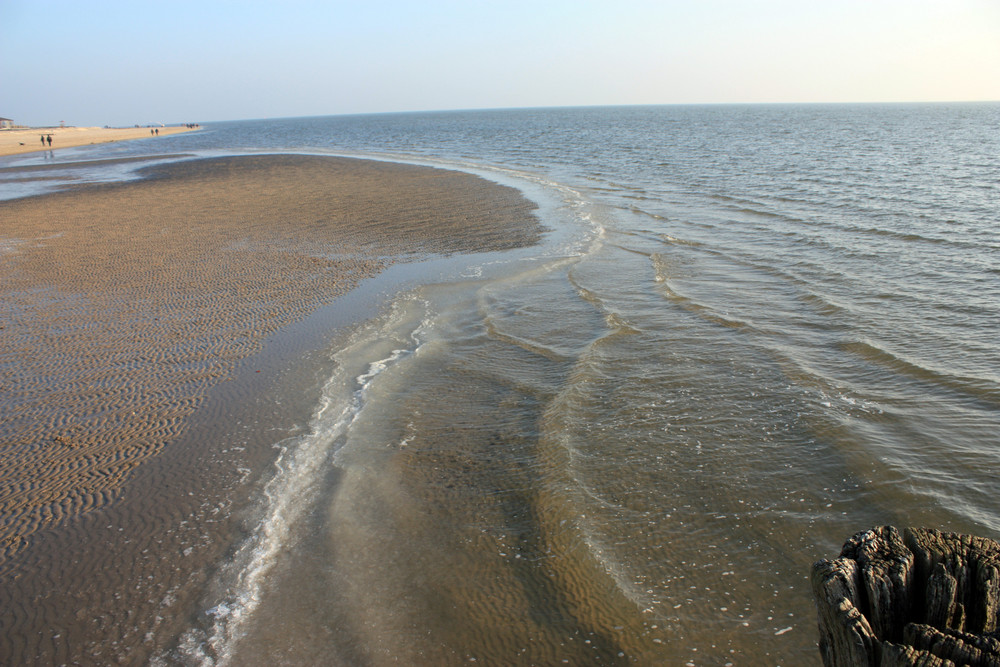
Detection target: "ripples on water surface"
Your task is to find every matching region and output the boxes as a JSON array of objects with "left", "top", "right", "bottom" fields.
[{"left": 10, "top": 104, "right": 998, "bottom": 664}]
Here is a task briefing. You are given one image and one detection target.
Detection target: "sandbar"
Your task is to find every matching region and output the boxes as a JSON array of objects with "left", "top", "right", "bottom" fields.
[
  {"left": 0, "top": 154, "right": 541, "bottom": 662},
  {"left": 0, "top": 125, "right": 197, "bottom": 156}
]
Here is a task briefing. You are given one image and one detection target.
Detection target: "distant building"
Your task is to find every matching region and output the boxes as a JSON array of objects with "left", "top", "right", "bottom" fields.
[{"left": 0, "top": 117, "right": 14, "bottom": 129}]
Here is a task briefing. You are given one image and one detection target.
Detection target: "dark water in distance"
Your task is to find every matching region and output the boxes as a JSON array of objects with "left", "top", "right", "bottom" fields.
[{"left": 7, "top": 103, "right": 999, "bottom": 665}]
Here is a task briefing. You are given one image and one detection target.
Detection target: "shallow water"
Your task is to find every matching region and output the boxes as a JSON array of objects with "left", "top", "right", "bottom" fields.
[{"left": 6, "top": 103, "right": 999, "bottom": 665}]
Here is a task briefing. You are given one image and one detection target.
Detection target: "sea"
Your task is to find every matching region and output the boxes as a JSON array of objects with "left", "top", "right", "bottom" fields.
[{"left": 3, "top": 103, "right": 999, "bottom": 665}]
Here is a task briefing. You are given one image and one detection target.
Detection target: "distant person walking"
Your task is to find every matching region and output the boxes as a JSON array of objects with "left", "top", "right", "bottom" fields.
[
  {"left": 46, "top": 134, "right": 52, "bottom": 147},
  {"left": 40, "top": 135, "right": 45, "bottom": 146}
]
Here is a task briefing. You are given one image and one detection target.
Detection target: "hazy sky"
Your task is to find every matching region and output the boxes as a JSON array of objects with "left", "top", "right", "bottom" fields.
[{"left": 2, "top": 0, "right": 998, "bottom": 126}]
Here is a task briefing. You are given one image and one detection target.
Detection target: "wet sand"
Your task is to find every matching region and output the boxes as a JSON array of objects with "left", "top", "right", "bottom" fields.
[
  {"left": 0, "top": 125, "right": 196, "bottom": 156},
  {"left": 0, "top": 154, "right": 541, "bottom": 663}
]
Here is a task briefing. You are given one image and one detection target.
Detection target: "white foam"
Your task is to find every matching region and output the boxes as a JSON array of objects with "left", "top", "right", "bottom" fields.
[{"left": 174, "top": 295, "right": 432, "bottom": 665}]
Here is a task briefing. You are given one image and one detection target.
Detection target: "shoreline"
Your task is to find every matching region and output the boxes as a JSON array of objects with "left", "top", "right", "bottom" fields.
[
  {"left": 0, "top": 153, "right": 543, "bottom": 663},
  {"left": 0, "top": 125, "right": 198, "bottom": 156}
]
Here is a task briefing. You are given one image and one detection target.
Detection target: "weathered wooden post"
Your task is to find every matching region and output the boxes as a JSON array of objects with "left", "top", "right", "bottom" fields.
[{"left": 812, "top": 526, "right": 1000, "bottom": 666}]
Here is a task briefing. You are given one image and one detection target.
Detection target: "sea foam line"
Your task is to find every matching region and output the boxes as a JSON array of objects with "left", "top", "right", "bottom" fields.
[{"left": 174, "top": 297, "right": 432, "bottom": 666}]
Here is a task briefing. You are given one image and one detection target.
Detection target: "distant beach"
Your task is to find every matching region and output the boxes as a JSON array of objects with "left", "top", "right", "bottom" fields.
[
  {"left": 0, "top": 154, "right": 541, "bottom": 663},
  {"left": 0, "top": 125, "right": 197, "bottom": 156}
]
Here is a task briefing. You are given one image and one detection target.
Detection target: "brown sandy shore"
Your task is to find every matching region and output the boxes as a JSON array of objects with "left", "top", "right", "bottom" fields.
[
  {"left": 0, "top": 154, "right": 541, "bottom": 663},
  {"left": 0, "top": 125, "right": 196, "bottom": 156}
]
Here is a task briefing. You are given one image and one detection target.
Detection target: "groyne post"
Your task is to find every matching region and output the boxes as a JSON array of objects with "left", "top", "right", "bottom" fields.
[{"left": 812, "top": 526, "right": 1000, "bottom": 666}]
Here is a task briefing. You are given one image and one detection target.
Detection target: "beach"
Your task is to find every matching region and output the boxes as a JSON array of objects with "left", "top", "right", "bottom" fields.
[
  {"left": 2, "top": 106, "right": 997, "bottom": 664},
  {"left": 0, "top": 154, "right": 541, "bottom": 663},
  {"left": 0, "top": 125, "right": 197, "bottom": 156}
]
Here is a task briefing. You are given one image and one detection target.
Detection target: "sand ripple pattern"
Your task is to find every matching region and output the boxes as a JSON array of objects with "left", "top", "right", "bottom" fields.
[{"left": 0, "top": 154, "right": 540, "bottom": 566}]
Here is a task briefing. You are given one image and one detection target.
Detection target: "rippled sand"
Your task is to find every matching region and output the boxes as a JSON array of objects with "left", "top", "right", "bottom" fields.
[{"left": 0, "top": 155, "right": 541, "bottom": 663}]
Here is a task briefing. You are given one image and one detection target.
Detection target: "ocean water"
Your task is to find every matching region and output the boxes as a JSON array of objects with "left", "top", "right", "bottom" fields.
[{"left": 7, "top": 104, "right": 1000, "bottom": 665}]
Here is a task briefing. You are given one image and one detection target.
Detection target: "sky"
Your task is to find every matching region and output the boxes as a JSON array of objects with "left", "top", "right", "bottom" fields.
[{"left": 2, "top": 0, "right": 998, "bottom": 126}]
